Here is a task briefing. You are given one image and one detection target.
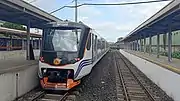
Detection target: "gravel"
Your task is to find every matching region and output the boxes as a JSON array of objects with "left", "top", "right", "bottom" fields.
[{"left": 76, "top": 51, "right": 117, "bottom": 101}]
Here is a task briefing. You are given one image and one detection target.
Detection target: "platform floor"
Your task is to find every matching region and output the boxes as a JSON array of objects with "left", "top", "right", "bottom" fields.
[
  {"left": 124, "top": 49, "right": 180, "bottom": 75},
  {"left": 0, "top": 57, "right": 38, "bottom": 74}
]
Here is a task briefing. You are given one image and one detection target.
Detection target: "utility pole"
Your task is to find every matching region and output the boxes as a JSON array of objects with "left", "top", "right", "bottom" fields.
[
  {"left": 75, "top": 0, "right": 79, "bottom": 46},
  {"left": 75, "top": 0, "right": 78, "bottom": 22}
]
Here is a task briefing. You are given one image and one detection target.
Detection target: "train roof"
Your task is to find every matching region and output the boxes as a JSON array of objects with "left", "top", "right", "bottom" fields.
[
  {"left": 42, "top": 21, "right": 90, "bottom": 29},
  {"left": 43, "top": 20, "right": 108, "bottom": 42}
]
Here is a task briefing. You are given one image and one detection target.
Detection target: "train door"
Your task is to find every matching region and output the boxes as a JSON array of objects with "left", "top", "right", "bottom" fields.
[
  {"left": 86, "top": 32, "right": 92, "bottom": 59},
  {"left": 92, "top": 33, "right": 97, "bottom": 62},
  {"left": 94, "top": 35, "right": 97, "bottom": 61},
  {"left": 92, "top": 33, "right": 94, "bottom": 62}
]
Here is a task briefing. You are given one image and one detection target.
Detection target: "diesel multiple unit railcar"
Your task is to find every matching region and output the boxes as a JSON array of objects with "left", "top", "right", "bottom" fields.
[{"left": 38, "top": 21, "right": 109, "bottom": 90}]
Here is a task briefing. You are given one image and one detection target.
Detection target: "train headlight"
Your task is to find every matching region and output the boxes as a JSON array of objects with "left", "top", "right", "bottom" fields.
[{"left": 43, "top": 69, "right": 47, "bottom": 74}]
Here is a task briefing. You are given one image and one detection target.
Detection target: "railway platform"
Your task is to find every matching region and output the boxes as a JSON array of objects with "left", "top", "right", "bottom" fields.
[
  {"left": 120, "top": 49, "right": 180, "bottom": 101},
  {"left": 0, "top": 58, "right": 38, "bottom": 74},
  {"left": 124, "top": 49, "right": 180, "bottom": 75},
  {"left": 0, "top": 50, "right": 39, "bottom": 101}
]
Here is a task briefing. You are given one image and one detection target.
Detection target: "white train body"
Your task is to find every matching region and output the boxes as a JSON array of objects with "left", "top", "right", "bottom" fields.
[{"left": 38, "top": 21, "right": 109, "bottom": 90}]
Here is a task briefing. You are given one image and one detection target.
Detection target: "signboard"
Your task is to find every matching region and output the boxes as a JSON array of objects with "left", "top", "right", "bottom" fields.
[{"left": 57, "top": 22, "right": 68, "bottom": 26}]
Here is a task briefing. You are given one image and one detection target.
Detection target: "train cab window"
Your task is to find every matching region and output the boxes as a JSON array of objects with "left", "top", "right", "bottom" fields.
[{"left": 86, "top": 33, "right": 91, "bottom": 50}]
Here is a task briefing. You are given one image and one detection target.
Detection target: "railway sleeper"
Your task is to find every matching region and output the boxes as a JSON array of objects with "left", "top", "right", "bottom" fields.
[{"left": 44, "top": 94, "right": 63, "bottom": 100}]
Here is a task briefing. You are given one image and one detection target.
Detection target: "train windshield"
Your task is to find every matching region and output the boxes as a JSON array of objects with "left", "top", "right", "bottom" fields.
[{"left": 43, "top": 28, "right": 81, "bottom": 52}]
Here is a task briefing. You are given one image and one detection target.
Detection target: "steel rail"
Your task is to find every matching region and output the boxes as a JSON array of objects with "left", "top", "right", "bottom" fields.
[
  {"left": 117, "top": 52, "right": 156, "bottom": 101},
  {"left": 113, "top": 52, "right": 129, "bottom": 101},
  {"left": 59, "top": 92, "right": 69, "bottom": 101},
  {"left": 31, "top": 91, "right": 46, "bottom": 101},
  {"left": 31, "top": 91, "right": 69, "bottom": 101}
]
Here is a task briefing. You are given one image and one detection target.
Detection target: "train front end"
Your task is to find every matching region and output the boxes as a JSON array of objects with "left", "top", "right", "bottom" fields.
[{"left": 38, "top": 22, "right": 84, "bottom": 90}]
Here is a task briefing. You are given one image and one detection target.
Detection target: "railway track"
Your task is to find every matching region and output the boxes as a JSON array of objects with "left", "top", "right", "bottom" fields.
[
  {"left": 29, "top": 91, "right": 69, "bottom": 101},
  {"left": 16, "top": 86, "right": 79, "bottom": 101},
  {"left": 114, "top": 51, "right": 156, "bottom": 101}
]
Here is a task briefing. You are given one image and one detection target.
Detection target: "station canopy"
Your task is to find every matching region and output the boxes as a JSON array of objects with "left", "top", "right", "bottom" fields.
[
  {"left": 0, "top": 0, "right": 62, "bottom": 28},
  {"left": 123, "top": 0, "right": 180, "bottom": 42}
]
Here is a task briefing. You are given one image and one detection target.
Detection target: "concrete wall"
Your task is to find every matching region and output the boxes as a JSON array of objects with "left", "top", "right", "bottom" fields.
[
  {"left": 0, "top": 50, "right": 25, "bottom": 60},
  {"left": 120, "top": 50, "right": 180, "bottom": 101},
  {"left": 0, "top": 50, "right": 40, "bottom": 60},
  {"left": 0, "top": 65, "right": 39, "bottom": 101}
]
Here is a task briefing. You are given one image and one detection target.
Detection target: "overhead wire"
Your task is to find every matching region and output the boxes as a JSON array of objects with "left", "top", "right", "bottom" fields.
[
  {"left": 50, "top": 0, "right": 75, "bottom": 14},
  {"left": 50, "top": 0, "right": 171, "bottom": 14},
  {"left": 77, "top": 0, "right": 171, "bottom": 7}
]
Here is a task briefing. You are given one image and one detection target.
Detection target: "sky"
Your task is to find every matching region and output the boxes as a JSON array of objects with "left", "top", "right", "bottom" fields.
[{"left": 24, "top": 0, "right": 171, "bottom": 42}]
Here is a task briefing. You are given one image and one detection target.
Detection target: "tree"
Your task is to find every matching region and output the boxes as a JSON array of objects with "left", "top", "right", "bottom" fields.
[{"left": 1, "top": 22, "right": 26, "bottom": 31}]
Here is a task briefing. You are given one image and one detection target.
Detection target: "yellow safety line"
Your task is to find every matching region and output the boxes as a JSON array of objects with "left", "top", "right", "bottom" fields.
[{"left": 125, "top": 51, "right": 180, "bottom": 75}]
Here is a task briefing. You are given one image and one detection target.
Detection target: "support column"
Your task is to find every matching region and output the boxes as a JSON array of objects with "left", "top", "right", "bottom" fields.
[
  {"left": 39, "top": 38, "right": 41, "bottom": 49},
  {"left": 26, "top": 21, "right": 30, "bottom": 60},
  {"left": 127, "top": 42, "right": 129, "bottom": 50},
  {"left": 133, "top": 41, "right": 136, "bottom": 50},
  {"left": 149, "top": 34, "right": 152, "bottom": 55},
  {"left": 157, "top": 34, "right": 160, "bottom": 58},
  {"left": 131, "top": 42, "right": 133, "bottom": 50},
  {"left": 125, "top": 42, "right": 126, "bottom": 50},
  {"left": 140, "top": 36, "right": 142, "bottom": 52},
  {"left": 10, "top": 34, "right": 12, "bottom": 51},
  {"left": 22, "top": 38, "right": 24, "bottom": 50},
  {"left": 136, "top": 40, "right": 138, "bottom": 51},
  {"left": 168, "top": 26, "right": 172, "bottom": 62},
  {"left": 126, "top": 42, "right": 128, "bottom": 50},
  {"left": 144, "top": 36, "right": 146, "bottom": 53},
  {"left": 31, "top": 37, "right": 33, "bottom": 48},
  {"left": 133, "top": 41, "right": 135, "bottom": 51},
  {"left": 129, "top": 42, "right": 131, "bottom": 50},
  {"left": 127, "top": 42, "right": 128, "bottom": 50}
]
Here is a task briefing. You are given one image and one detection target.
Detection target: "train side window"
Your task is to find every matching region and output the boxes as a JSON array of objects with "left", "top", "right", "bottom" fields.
[{"left": 87, "top": 33, "right": 91, "bottom": 50}]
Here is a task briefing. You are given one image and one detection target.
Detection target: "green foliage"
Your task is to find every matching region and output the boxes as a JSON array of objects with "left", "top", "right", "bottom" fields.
[
  {"left": 160, "top": 51, "right": 180, "bottom": 59},
  {"left": 172, "top": 51, "right": 180, "bottom": 59},
  {"left": 1, "top": 22, "right": 26, "bottom": 31}
]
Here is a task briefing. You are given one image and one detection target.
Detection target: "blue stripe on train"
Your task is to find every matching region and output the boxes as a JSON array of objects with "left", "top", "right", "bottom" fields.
[{"left": 74, "top": 59, "right": 92, "bottom": 78}]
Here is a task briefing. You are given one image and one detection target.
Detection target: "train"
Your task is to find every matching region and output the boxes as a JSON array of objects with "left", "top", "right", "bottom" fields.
[
  {"left": 0, "top": 37, "right": 40, "bottom": 51},
  {"left": 0, "top": 26, "right": 41, "bottom": 51},
  {"left": 38, "top": 21, "right": 109, "bottom": 90}
]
